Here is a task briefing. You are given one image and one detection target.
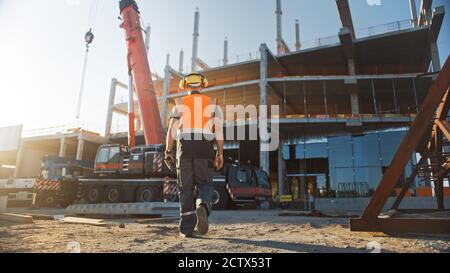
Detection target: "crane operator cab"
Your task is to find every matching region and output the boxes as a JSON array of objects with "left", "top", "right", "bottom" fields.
[{"left": 94, "top": 144, "right": 175, "bottom": 178}]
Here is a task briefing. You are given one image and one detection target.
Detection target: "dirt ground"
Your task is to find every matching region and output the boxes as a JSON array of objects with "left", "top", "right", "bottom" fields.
[{"left": 0, "top": 210, "right": 449, "bottom": 253}]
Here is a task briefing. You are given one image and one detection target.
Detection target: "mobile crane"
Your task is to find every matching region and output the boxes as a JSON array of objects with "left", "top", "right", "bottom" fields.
[
  {"left": 78, "top": 0, "right": 273, "bottom": 208},
  {"left": 76, "top": 0, "right": 174, "bottom": 204},
  {"left": 22, "top": 0, "right": 272, "bottom": 209}
]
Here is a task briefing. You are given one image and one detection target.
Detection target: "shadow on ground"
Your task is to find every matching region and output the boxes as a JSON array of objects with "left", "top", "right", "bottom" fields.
[{"left": 212, "top": 237, "right": 370, "bottom": 253}]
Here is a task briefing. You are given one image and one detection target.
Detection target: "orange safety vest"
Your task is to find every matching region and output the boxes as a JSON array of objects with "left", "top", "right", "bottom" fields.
[{"left": 175, "top": 93, "right": 217, "bottom": 135}]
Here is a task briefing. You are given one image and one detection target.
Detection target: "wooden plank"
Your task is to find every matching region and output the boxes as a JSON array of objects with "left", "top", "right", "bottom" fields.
[
  {"left": 136, "top": 217, "right": 179, "bottom": 224},
  {"left": 66, "top": 202, "right": 179, "bottom": 217},
  {"left": 59, "top": 217, "right": 107, "bottom": 227},
  {"left": 0, "top": 213, "right": 34, "bottom": 224},
  {"left": 28, "top": 214, "right": 60, "bottom": 221},
  {"left": 6, "top": 213, "right": 58, "bottom": 221}
]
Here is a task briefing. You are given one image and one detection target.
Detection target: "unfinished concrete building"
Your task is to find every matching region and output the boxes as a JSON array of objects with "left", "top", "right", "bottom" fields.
[
  {"left": 9, "top": 127, "right": 106, "bottom": 178},
  {"left": 103, "top": 0, "right": 446, "bottom": 204}
]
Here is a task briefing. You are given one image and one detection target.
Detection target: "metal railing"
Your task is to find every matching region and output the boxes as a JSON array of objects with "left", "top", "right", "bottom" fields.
[
  {"left": 337, "top": 182, "right": 371, "bottom": 198},
  {"left": 208, "top": 19, "right": 416, "bottom": 68},
  {"left": 356, "top": 19, "right": 415, "bottom": 39},
  {"left": 22, "top": 125, "right": 69, "bottom": 138},
  {"left": 300, "top": 35, "right": 341, "bottom": 50}
]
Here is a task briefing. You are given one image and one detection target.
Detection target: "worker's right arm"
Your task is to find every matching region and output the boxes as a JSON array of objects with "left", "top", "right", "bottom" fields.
[
  {"left": 165, "top": 107, "right": 180, "bottom": 171},
  {"left": 166, "top": 118, "right": 178, "bottom": 153}
]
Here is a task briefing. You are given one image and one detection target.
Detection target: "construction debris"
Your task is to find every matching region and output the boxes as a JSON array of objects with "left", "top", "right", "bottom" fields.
[
  {"left": 0, "top": 213, "right": 34, "bottom": 224},
  {"left": 66, "top": 202, "right": 179, "bottom": 217},
  {"left": 59, "top": 217, "right": 107, "bottom": 227},
  {"left": 136, "top": 217, "right": 179, "bottom": 224}
]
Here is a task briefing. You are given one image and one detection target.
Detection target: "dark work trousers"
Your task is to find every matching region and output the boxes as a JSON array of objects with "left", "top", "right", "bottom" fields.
[{"left": 176, "top": 157, "right": 214, "bottom": 235}]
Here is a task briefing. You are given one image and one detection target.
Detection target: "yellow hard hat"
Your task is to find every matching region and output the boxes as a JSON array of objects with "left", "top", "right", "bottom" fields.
[{"left": 179, "top": 73, "right": 209, "bottom": 90}]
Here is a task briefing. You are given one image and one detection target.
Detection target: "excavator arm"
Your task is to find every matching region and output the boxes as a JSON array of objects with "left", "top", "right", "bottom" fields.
[{"left": 119, "top": 0, "right": 164, "bottom": 145}]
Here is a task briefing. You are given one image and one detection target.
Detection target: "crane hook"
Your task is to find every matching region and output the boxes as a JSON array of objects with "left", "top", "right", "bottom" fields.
[{"left": 85, "top": 28, "right": 94, "bottom": 48}]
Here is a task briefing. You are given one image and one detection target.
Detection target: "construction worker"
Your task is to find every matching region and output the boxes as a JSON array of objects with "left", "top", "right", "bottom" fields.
[{"left": 164, "top": 72, "right": 224, "bottom": 238}]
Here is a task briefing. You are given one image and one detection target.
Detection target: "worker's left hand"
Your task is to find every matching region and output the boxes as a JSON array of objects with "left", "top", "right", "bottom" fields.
[{"left": 215, "top": 154, "right": 224, "bottom": 170}]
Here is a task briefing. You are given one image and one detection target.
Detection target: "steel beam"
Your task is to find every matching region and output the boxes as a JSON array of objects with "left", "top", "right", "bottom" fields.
[
  {"left": 429, "top": 6, "right": 445, "bottom": 43},
  {"left": 336, "top": 0, "right": 355, "bottom": 38},
  {"left": 418, "top": 0, "right": 433, "bottom": 26},
  {"left": 350, "top": 217, "right": 450, "bottom": 234},
  {"left": 391, "top": 154, "right": 427, "bottom": 210},
  {"left": 359, "top": 57, "right": 450, "bottom": 220},
  {"left": 409, "top": 0, "right": 419, "bottom": 27}
]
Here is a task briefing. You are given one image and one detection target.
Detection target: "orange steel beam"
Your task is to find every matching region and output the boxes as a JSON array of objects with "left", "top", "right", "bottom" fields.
[
  {"left": 350, "top": 57, "right": 450, "bottom": 233},
  {"left": 120, "top": 0, "right": 164, "bottom": 145},
  {"left": 363, "top": 57, "right": 450, "bottom": 220}
]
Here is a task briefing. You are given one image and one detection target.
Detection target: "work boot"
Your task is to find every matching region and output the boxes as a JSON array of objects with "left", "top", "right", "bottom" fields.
[
  {"left": 179, "top": 232, "right": 195, "bottom": 238},
  {"left": 196, "top": 204, "right": 209, "bottom": 235}
]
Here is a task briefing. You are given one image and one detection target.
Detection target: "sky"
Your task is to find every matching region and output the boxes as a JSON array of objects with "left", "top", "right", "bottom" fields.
[{"left": 0, "top": 0, "right": 448, "bottom": 135}]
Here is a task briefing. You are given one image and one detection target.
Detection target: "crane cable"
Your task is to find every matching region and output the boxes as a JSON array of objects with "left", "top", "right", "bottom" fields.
[
  {"left": 76, "top": 0, "right": 100, "bottom": 121},
  {"left": 86, "top": 0, "right": 100, "bottom": 31}
]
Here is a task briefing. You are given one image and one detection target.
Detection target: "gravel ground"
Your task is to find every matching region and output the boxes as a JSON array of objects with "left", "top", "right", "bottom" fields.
[{"left": 0, "top": 210, "right": 449, "bottom": 253}]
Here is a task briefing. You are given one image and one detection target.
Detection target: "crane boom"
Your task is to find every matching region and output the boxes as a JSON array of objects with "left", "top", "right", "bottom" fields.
[{"left": 119, "top": 0, "right": 164, "bottom": 145}]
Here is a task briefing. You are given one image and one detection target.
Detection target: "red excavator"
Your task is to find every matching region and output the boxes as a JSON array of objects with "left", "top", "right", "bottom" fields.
[{"left": 38, "top": 0, "right": 272, "bottom": 209}]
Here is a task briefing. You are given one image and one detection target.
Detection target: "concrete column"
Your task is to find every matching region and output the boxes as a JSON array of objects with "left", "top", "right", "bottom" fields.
[
  {"left": 259, "top": 44, "right": 270, "bottom": 174},
  {"left": 59, "top": 137, "right": 67, "bottom": 158},
  {"left": 277, "top": 147, "right": 286, "bottom": 195},
  {"left": 346, "top": 60, "right": 359, "bottom": 114},
  {"left": 409, "top": 0, "right": 418, "bottom": 27},
  {"left": 295, "top": 20, "right": 301, "bottom": 51},
  {"left": 105, "top": 78, "right": 117, "bottom": 137},
  {"left": 345, "top": 78, "right": 361, "bottom": 122},
  {"left": 76, "top": 136, "right": 85, "bottom": 161},
  {"left": 191, "top": 8, "right": 200, "bottom": 72},
  {"left": 223, "top": 37, "right": 229, "bottom": 66},
  {"left": 162, "top": 65, "right": 171, "bottom": 129},
  {"left": 340, "top": 27, "right": 361, "bottom": 117},
  {"left": 179, "top": 49, "right": 184, "bottom": 73},
  {"left": 350, "top": 93, "right": 360, "bottom": 114},
  {"left": 347, "top": 59, "right": 356, "bottom": 75},
  {"left": 13, "top": 141, "right": 24, "bottom": 178}
]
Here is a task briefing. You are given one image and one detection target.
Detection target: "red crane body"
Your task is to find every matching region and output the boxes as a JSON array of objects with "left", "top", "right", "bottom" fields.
[{"left": 120, "top": 0, "right": 164, "bottom": 145}]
